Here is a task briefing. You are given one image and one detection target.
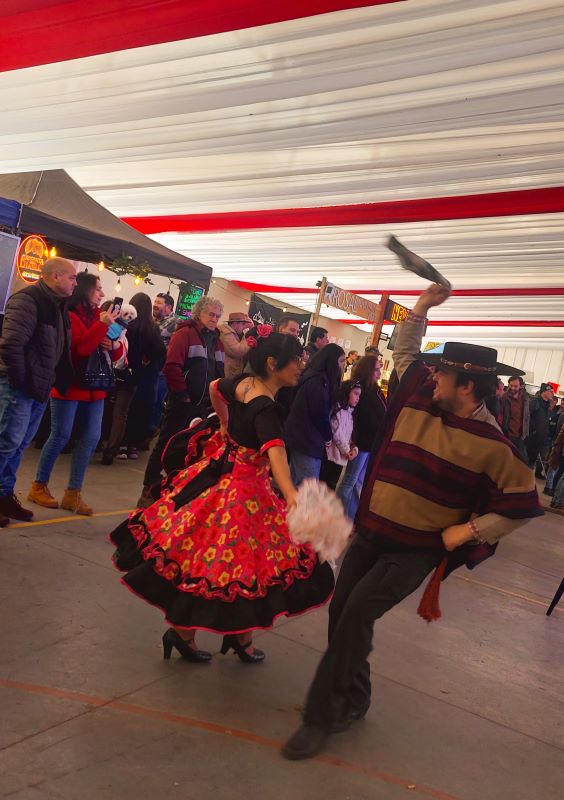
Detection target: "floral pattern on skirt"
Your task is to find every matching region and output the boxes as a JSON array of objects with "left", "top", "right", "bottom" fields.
[{"left": 127, "top": 440, "right": 318, "bottom": 602}]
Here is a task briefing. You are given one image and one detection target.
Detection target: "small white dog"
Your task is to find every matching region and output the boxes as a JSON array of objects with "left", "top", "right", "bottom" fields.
[
  {"left": 119, "top": 303, "right": 137, "bottom": 324},
  {"left": 111, "top": 303, "right": 137, "bottom": 369}
]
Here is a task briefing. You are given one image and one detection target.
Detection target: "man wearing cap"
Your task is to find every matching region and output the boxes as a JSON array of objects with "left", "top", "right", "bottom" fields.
[
  {"left": 528, "top": 382, "right": 555, "bottom": 476},
  {"left": 283, "top": 282, "right": 542, "bottom": 761},
  {"left": 219, "top": 311, "right": 253, "bottom": 378}
]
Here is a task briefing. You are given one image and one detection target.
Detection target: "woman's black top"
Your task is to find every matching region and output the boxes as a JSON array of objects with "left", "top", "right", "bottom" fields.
[
  {"left": 353, "top": 384, "right": 387, "bottom": 452},
  {"left": 218, "top": 376, "right": 285, "bottom": 451}
]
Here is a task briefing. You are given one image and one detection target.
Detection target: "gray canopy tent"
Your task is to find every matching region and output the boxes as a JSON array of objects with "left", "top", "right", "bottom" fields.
[{"left": 0, "top": 169, "right": 211, "bottom": 287}]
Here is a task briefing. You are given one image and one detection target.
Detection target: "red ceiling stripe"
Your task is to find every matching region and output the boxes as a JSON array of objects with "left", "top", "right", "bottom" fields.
[
  {"left": 338, "top": 320, "right": 564, "bottom": 327},
  {"left": 124, "top": 187, "right": 564, "bottom": 234},
  {"left": 232, "top": 282, "right": 564, "bottom": 296},
  {"left": 0, "top": 0, "right": 401, "bottom": 73}
]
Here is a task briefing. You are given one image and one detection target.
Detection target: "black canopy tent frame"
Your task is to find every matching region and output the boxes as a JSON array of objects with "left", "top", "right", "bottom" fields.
[{"left": 0, "top": 169, "right": 212, "bottom": 287}]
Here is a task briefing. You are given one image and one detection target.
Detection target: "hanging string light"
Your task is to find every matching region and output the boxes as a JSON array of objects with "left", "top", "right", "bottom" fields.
[
  {"left": 134, "top": 275, "right": 142, "bottom": 286},
  {"left": 97, "top": 260, "right": 105, "bottom": 272},
  {"left": 49, "top": 246, "right": 57, "bottom": 258},
  {"left": 115, "top": 278, "right": 122, "bottom": 292}
]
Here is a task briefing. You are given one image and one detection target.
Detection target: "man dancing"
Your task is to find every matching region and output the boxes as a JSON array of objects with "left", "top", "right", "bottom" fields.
[{"left": 282, "top": 283, "right": 542, "bottom": 760}]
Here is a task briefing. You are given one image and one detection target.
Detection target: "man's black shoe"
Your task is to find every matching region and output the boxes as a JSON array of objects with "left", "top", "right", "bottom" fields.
[
  {"left": 282, "top": 724, "right": 328, "bottom": 760},
  {"left": 330, "top": 706, "right": 368, "bottom": 733},
  {"left": 0, "top": 493, "right": 33, "bottom": 521}
]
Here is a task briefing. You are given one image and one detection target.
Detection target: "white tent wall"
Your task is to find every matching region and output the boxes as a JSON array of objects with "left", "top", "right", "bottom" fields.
[{"left": 494, "top": 346, "right": 564, "bottom": 391}]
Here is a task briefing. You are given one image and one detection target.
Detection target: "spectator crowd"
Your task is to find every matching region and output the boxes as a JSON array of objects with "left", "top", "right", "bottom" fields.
[{"left": 0, "top": 258, "right": 562, "bottom": 532}]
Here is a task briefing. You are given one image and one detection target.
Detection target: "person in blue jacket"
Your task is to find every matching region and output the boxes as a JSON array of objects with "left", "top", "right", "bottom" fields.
[{"left": 286, "top": 343, "right": 345, "bottom": 485}]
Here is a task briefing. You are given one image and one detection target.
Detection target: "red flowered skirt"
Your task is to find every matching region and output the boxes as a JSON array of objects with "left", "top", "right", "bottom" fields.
[{"left": 110, "top": 438, "right": 334, "bottom": 633}]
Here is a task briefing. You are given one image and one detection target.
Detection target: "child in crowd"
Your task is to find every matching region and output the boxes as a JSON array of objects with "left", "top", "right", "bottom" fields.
[{"left": 320, "top": 380, "right": 361, "bottom": 490}]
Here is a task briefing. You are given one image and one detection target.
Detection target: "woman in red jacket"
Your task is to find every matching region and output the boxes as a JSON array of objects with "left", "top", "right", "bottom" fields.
[{"left": 28, "top": 272, "right": 120, "bottom": 515}]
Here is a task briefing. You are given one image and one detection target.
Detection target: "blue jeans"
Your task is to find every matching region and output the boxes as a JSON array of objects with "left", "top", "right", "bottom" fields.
[
  {"left": 0, "top": 378, "right": 47, "bottom": 495},
  {"left": 36, "top": 398, "right": 104, "bottom": 489},
  {"left": 337, "top": 450, "right": 370, "bottom": 520},
  {"left": 290, "top": 452, "right": 322, "bottom": 486}
]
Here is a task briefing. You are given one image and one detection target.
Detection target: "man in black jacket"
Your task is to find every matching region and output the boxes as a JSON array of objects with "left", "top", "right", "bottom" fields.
[
  {"left": 528, "top": 383, "right": 554, "bottom": 476},
  {"left": 0, "top": 258, "right": 76, "bottom": 525}
]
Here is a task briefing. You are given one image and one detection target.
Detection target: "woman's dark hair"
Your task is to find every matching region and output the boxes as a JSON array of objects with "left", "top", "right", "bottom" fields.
[
  {"left": 336, "top": 379, "right": 361, "bottom": 411},
  {"left": 128, "top": 293, "right": 162, "bottom": 354},
  {"left": 129, "top": 293, "right": 156, "bottom": 333},
  {"left": 248, "top": 332, "right": 304, "bottom": 378},
  {"left": 305, "top": 342, "right": 345, "bottom": 401},
  {"left": 455, "top": 372, "right": 499, "bottom": 402},
  {"left": 67, "top": 271, "right": 99, "bottom": 318},
  {"left": 351, "top": 355, "right": 379, "bottom": 393}
]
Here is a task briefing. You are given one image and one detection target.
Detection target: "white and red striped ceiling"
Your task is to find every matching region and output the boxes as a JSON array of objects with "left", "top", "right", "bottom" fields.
[{"left": 1, "top": 0, "right": 564, "bottom": 345}]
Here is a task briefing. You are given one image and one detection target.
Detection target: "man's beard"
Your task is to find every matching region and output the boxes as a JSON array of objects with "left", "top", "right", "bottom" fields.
[{"left": 431, "top": 390, "right": 455, "bottom": 413}]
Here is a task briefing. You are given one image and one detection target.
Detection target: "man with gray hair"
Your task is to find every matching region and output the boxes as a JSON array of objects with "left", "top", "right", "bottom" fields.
[
  {"left": 137, "top": 295, "right": 225, "bottom": 506},
  {"left": 0, "top": 257, "right": 76, "bottom": 525}
]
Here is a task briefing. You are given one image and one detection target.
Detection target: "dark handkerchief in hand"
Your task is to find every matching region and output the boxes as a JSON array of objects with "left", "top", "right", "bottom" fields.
[{"left": 387, "top": 235, "right": 452, "bottom": 290}]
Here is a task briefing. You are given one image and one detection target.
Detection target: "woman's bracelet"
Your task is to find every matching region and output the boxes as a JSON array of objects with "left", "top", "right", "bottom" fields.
[{"left": 468, "top": 519, "right": 486, "bottom": 544}]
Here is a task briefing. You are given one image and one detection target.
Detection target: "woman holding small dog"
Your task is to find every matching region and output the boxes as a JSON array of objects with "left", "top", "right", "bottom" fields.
[
  {"left": 29, "top": 272, "right": 122, "bottom": 515},
  {"left": 102, "top": 293, "right": 165, "bottom": 464}
]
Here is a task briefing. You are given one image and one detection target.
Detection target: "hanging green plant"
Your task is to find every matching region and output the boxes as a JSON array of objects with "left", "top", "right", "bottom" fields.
[{"left": 107, "top": 253, "right": 154, "bottom": 284}]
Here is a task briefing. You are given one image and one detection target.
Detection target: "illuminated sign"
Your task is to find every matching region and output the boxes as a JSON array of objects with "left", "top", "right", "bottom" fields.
[
  {"left": 176, "top": 283, "right": 205, "bottom": 318},
  {"left": 385, "top": 299, "right": 409, "bottom": 324},
  {"left": 16, "top": 234, "right": 48, "bottom": 284},
  {"left": 323, "top": 282, "right": 379, "bottom": 322}
]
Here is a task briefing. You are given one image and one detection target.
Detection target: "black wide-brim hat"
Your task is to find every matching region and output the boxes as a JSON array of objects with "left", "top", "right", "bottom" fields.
[{"left": 417, "top": 342, "right": 525, "bottom": 377}]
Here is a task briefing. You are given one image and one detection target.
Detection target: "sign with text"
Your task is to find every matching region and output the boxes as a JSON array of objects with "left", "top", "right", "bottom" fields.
[
  {"left": 17, "top": 234, "right": 48, "bottom": 284},
  {"left": 176, "top": 282, "right": 205, "bottom": 318},
  {"left": 323, "top": 282, "right": 379, "bottom": 322},
  {"left": 384, "top": 299, "right": 409, "bottom": 324}
]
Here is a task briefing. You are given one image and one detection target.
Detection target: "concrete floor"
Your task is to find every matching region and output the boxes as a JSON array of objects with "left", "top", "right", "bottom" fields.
[{"left": 1, "top": 449, "right": 563, "bottom": 800}]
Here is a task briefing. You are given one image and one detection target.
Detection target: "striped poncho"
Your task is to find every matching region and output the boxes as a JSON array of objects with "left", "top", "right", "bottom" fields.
[{"left": 357, "top": 361, "right": 542, "bottom": 617}]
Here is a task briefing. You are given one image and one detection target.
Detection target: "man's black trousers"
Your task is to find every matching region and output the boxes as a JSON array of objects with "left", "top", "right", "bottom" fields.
[
  {"left": 303, "top": 534, "right": 442, "bottom": 731},
  {"left": 143, "top": 398, "right": 208, "bottom": 487}
]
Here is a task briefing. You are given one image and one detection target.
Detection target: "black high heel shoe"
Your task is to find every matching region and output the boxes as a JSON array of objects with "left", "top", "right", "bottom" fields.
[
  {"left": 220, "top": 634, "right": 265, "bottom": 663},
  {"left": 162, "top": 628, "right": 212, "bottom": 663}
]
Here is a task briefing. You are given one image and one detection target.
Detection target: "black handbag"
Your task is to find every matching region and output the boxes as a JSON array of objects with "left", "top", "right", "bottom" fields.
[{"left": 78, "top": 347, "right": 115, "bottom": 391}]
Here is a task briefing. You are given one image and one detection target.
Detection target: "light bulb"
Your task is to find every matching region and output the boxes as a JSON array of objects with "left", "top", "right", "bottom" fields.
[
  {"left": 245, "top": 300, "right": 249, "bottom": 305},
  {"left": 283, "top": 307, "right": 287, "bottom": 312},
  {"left": 97, "top": 261, "right": 105, "bottom": 272},
  {"left": 134, "top": 275, "right": 141, "bottom": 286},
  {"left": 115, "top": 280, "right": 121, "bottom": 292},
  {"left": 49, "top": 246, "right": 57, "bottom": 257}
]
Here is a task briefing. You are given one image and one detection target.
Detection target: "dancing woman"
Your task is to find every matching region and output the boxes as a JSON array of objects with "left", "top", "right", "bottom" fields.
[{"left": 110, "top": 329, "right": 334, "bottom": 663}]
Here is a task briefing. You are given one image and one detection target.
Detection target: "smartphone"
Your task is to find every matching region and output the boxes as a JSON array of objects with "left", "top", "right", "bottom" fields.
[{"left": 112, "top": 297, "right": 124, "bottom": 315}]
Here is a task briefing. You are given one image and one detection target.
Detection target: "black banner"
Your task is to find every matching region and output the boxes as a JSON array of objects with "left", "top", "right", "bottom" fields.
[{"left": 249, "top": 294, "right": 311, "bottom": 345}]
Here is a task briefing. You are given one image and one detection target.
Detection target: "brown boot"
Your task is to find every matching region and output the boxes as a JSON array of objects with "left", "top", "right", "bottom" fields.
[
  {"left": 28, "top": 481, "right": 59, "bottom": 509},
  {"left": 61, "top": 489, "right": 93, "bottom": 516}
]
